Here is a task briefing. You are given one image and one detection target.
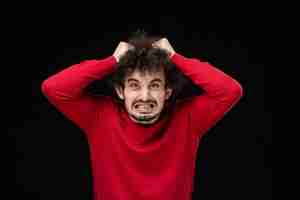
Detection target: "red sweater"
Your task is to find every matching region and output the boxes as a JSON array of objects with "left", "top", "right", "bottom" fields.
[{"left": 41, "top": 53, "right": 243, "bottom": 200}]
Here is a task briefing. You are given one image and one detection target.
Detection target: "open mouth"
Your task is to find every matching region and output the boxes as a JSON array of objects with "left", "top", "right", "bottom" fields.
[{"left": 134, "top": 103, "right": 155, "bottom": 113}]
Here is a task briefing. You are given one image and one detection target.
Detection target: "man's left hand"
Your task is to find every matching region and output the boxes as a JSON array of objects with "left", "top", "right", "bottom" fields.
[{"left": 152, "top": 38, "right": 176, "bottom": 58}]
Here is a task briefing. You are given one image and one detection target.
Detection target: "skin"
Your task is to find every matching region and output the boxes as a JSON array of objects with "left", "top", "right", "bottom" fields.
[
  {"left": 113, "top": 38, "right": 175, "bottom": 125},
  {"left": 115, "top": 69, "right": 173, "bottom": 124}
]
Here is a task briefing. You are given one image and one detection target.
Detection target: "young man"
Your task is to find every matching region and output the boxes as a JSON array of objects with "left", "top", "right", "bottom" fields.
[{"left": 41, "top": 32, "right": 243, "bottom": 200}]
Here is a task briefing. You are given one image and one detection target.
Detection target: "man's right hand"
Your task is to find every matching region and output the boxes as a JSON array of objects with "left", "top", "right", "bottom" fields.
[{"left": 113, "top": 42, "right": 134, "bottom": 62}]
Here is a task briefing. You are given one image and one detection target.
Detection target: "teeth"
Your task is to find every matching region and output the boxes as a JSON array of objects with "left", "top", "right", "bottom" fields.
[
  {"left": 138, "top": 105, "right": 150, "bottom": 109},
  {"left": 136, "top": 104, "right": 153, "bottom": 108},
  {"left": 135, "top": 104, "right": 154, "bottom": 111}
]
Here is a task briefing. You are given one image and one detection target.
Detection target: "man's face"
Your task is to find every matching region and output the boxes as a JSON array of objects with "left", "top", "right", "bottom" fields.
[{"left": 115, "top": 69, "right": 172, "bottom": 125}]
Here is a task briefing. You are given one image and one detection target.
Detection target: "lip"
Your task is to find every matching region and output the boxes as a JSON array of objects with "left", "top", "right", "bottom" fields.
[
  {"left": 134, "top": 103, "right": 155, "bottom": 109},
  {"left": 135, "top": 108, "right": 153, "bottom": 114},
  {"left": 133, "top": 103, "right": 156, "bottom": 115},
  {"left": 136, "top": 105, "right": 154, "bottom": 111},
  {"left": 139, "top": 111, "right": 152, "bottom": 115}
]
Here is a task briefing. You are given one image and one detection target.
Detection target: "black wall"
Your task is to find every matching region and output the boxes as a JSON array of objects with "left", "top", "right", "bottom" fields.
[{"left": 7, "top": 13, "right": 271, "bottom": 200}]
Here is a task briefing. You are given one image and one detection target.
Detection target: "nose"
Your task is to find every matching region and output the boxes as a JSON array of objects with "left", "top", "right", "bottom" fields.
[{"left": 140, "top": 88, "right": 151, "bottom": 101}]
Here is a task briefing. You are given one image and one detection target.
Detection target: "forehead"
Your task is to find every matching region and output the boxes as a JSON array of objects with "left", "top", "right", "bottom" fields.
[{"left": 125, "top": 69, "right": 165, "bottom": 82}]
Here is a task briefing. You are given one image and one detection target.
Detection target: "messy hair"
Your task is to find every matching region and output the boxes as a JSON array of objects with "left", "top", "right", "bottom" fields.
[
  {"left": 109, "top": 30, "right": 188, "bottom": 105},
  {"left": 113, "top": 32, "right": 174, "bottom": 87},
  {"left": 87, "top": 30, "right": 200, "bottom": 106}
]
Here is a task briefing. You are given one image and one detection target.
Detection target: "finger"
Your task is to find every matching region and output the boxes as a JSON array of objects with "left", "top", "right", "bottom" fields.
[
  {"left": 152, "top": 43, "right": 159, "bottom": 48},
  {"left": 128, "top": 44, "right": 135, "bottom": 50}
]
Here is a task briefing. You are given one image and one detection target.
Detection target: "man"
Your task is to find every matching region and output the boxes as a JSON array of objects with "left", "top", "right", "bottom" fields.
[{"left": 41, "top": 32, "right": 243, "bottom": 200}]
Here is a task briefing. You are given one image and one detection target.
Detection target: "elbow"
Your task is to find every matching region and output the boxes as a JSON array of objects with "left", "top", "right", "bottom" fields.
[
  {"left": 232, "top": 81, "right": 243, "bottom": 97},
  {"left": 220, "top": 77, "right": 243, "bottom": 101},
  {"left": 41, "top": 79, "right": 48, "bottom": 95},
  {"left": 228, "top": 80, "right": 243, "bottom": 100},
  {"left": 41, "top": 78, "right": 54, "bottom": 96}
]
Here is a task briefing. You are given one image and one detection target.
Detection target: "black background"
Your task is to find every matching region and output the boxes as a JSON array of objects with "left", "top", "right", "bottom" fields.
[{"left": 6, "top": 12, "right": 271, "bottom": 200}]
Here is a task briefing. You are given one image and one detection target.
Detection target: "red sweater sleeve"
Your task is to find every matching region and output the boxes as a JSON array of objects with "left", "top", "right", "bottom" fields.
[
  {"left": 41, "top": 56, "right": 117, "bottom": 132},
  {"left": 171, "top": 53, "right": 243, "bottom": 138}
]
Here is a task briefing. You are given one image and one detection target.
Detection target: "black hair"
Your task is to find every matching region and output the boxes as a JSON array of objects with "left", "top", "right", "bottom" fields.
[
  {"left": 109, "top": 30, "right": 190, "bottom": 106},
  {"left": 87, "top": 30, "right": 202, "bottom": 107}
]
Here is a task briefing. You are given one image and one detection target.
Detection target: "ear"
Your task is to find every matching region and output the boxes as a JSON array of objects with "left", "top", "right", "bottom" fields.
[
  {"left": 114, "top": 86, "right": 124, "bottom": 100},
  {"left": 165, "top": 87, "right": 173, "bottom": 100}
]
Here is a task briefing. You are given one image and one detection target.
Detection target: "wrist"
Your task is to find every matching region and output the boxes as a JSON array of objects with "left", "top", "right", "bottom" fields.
[
  {"left": 113, "top": 54, "right": 119, "bottom": 63},
  {"left": 169, "top": 51, "right": 176, "bottom": 59}
]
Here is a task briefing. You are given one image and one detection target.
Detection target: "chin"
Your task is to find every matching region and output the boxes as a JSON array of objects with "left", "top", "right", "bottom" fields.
[
  {"left": 129, "top": 112, "right": 160, "bottom": 125},
  {"left": 135, "top": 120, "right": 157, "bottom": 125}
]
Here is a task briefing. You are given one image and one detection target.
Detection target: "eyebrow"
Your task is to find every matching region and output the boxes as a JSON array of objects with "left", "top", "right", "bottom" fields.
[
  {"left": 127, "top": 78, "right": 163, "bottom": 83},
  {"left": 151, "top": 78, "right": 163, "bottom": 83}
]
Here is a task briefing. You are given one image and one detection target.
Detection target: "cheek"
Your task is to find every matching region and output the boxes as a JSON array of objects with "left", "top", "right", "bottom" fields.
[
  {"left": 123, "top": 92, "right": 136, "bottom": 105},
  {"left": 123, "top": 90, "right": 167, "bottom": 104},
  {"left": 154, "top": 93, "right": 167, "bottom": 104}
]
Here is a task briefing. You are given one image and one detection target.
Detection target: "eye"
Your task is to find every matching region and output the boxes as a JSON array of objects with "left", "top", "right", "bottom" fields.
[
  {"left": 151, "top": 83, "right": 160, "bottom": 89},
  {"left": 129, "top": 83, "right": 139, "bottom": 88}
]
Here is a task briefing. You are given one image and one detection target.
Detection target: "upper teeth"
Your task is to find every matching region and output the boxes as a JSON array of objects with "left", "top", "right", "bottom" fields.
[
  {"left": 135, "top": 104, "right": 154, "bottom": 109},
  {"left": 137, "top": 105, "right": 149, "bottom": 108}
]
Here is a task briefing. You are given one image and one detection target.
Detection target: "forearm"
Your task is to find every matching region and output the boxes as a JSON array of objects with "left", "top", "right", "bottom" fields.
[
  {"left": 170, "top": 53, "right": 243, "bottom": 98},
  {"left": 41, "top": 56, "right": 117, "bottom": 99}
]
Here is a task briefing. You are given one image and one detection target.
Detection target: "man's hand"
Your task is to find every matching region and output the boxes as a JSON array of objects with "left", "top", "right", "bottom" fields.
[
  {"left": 152, "top": 38, "right": 176, "bottom": 58},
  {"left": 113, "top": 42, "right": 134, "bottom": 62}
]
